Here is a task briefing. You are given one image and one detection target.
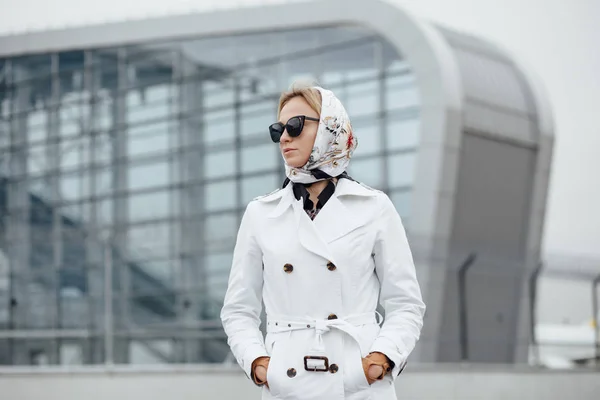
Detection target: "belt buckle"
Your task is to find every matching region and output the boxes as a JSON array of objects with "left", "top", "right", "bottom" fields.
[{"left": 303, "top": 355, "right": 329, "bottom": 372}]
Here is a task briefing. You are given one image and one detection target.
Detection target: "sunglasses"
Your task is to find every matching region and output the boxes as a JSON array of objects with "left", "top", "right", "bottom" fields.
[{"left": 269, "top": 115, "right": 320, "bottom": 143}]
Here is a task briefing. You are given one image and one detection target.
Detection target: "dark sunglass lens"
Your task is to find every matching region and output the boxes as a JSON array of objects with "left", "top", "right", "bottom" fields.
[
  {"left": 286, "top": 116, "right": 304, "bottom": 137},
  {"left": 269, "top": 123, "right": 284, "bottom": 142}
]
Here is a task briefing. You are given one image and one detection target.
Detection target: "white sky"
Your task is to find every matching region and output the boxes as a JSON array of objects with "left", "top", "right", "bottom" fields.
[{"left": 0, "top": 0, "right": 598, "bottom": 258}]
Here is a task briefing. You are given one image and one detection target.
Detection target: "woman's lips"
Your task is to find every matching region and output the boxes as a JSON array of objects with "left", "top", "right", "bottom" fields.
[{"left": 283, "top": 148, "right": 295, "bottom": 154}]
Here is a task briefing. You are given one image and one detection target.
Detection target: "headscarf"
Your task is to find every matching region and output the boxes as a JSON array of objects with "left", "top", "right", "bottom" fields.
[{"left": 284, "top": 86, "right": 358, "bottom": 184}]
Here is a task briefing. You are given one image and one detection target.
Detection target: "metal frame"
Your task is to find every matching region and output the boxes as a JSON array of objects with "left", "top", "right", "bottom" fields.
[
  {"left": 457, "top": 253, "right": 477, "bottom": 361},
  {"left": 0, "top": 12, "right": 421, "bottom": 365}
]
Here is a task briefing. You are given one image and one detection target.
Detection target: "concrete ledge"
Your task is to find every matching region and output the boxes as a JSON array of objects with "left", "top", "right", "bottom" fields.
[{"left": 1, "top": 364, "right": 599, "bottom": 399}]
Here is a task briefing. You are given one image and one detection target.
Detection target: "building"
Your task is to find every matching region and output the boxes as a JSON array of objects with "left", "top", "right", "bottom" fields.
[{"left": 0, "top": 0, "right": 553, "bottom": 366}]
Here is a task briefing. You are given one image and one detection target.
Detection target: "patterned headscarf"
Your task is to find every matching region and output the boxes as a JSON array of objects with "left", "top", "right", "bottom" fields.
[{"left": 284, "top": 86, "right": 358, "bottom": 184}]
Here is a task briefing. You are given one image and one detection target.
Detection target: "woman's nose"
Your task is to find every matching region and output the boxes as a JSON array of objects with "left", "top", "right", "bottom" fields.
[{"left": 280, "top": 129, "right": 292, "bottom": 143}]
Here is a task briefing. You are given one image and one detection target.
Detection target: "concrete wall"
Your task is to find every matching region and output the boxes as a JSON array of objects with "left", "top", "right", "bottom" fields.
[
  {"left": 440, "top": 133, "right": 537, "bottom": 363},
  {"left": 1, "top": 365, "right": 598, "bottom": 400}
]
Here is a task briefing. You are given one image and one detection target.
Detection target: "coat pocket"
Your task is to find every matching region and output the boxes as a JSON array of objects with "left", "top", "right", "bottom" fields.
[
  {"left": 344, "top": 323, "right": 381, "bottom": 393},
  {"left": 343, "top": 343, "right": 370, "bottom": 393},
  {"left": 265, "top": 332, "right": 288, "bottom": 397},
  {"left": 266, "top": 342, "right": 282, "bottom": 396}
]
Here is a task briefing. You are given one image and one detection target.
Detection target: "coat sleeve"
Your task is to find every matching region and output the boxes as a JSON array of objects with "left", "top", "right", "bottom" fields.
[
  {"left": 220, "top": 202, "right": 269, "bottom": 380},
  {"left": 369, "top": 193, "right": 426, "bottom": 378}
]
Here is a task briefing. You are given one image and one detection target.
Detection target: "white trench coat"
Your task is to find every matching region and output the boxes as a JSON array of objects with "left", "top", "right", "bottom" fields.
[{"left": 221, "top": 178, "right": 426, "bottom": 400}]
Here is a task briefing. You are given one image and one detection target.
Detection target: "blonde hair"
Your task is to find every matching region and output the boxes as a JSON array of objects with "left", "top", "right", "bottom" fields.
[{"left": 277, "top": 81, "right": 322, "bottom": 119}]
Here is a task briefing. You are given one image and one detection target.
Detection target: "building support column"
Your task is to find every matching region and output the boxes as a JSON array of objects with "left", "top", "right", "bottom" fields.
[
  {"left": 7, "top": 62, "right": 32, "bottom": 365},
  {"left": 46, "top": 53, "right": 62, "bottom": 365},
  {"left": 110, "top": 49, "right": 130, "bottom": 364},
  {"left": 172, "top": 50, "right": 205, "bottom": 363}
]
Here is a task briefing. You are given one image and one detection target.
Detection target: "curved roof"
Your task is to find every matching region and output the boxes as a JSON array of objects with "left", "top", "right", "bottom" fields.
[{"left": 435, "top": 25, "right": 553, "bottom": 143}]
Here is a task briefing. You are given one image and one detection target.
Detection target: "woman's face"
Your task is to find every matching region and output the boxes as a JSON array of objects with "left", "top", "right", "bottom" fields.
[{"left": 278, "top": 96, "right": 320, "bottom": 168}]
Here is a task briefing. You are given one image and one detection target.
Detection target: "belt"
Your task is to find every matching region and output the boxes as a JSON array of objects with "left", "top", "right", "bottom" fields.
[{"left": 266, "top": 312, "right": 383, "bottom": 372}]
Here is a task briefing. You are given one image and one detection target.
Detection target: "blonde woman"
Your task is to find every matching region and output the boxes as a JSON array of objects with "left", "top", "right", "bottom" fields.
[{"left": 221, "top": 83, "right": 425, "bottom": 400}]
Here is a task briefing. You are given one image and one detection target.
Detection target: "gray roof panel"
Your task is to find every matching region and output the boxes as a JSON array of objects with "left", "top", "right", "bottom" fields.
[{"left": 435, "top": 25, "right": 543, "bottom": 141}]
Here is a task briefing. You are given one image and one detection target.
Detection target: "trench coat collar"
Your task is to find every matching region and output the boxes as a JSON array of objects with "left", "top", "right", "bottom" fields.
[
  {"left": 256, "top": 178, "right": 378, "bottom": 220},
  {"left": 257, "top": 178, "right": 379, "bottom": 262}
]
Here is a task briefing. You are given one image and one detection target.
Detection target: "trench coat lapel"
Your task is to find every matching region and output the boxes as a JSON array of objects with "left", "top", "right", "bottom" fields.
[
  {"left": 263, "top": 184, "right": 333, "bottom": 261},
  {"left": 287, "top": 179, "right": 379, "bottom": 262},
  {"left": 313, "top": 195, "right": 366, "bottom": 244},
  {"left": 292, "top": 197, "right": 334, "bottom": 262},
  {"left": 313, "top": 179, "right": 378, "bottom": 244}
]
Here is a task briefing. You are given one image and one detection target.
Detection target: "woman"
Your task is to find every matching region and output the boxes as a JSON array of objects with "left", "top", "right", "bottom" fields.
[{"left": 220, "top": 83, "right": 425, "bottom": 400}]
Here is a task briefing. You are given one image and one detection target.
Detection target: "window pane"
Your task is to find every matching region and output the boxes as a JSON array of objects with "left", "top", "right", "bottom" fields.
[
  {"left": 352, "top": 120, "right": 381, "bottom": 156},
  {"left": 386, "top": 59, "right": 411, "bottom": 74},
  {"left": 98, "top": 198, "right": 114, "bottom": 228},
  {"left": 128, "top": 126, "right": 169, "bottom": 158},
  {"left": 60, "top": 172, "right": 89, "bottom": 202},
  {"left": 95, "top": 91, "right": 114, "bottom": 132},
  {"left": 241, "top": 174, "right": 279, "bottom": 205},
  {"left": 59, "top": 97, "right": 81, "bottom": 139},
  {"left": 126, "top": 85, "right": 172, "bottom": 125},
  {"left": 387, "top": 118, "right": 419, "bottom": 150},
  {"left": 204, "top": 80, "right": 235, "bottom": 109},
  {"left": 60, "top": 136, "right": 89, "bottom": 173},
  {"left": 386, "top": 75, "right": 419, "bottom": 110},
  {"left": 127, "top": 222, "right": 171, "bottom": 261},
  {"left": 28, "top": 145, "right": 48, "bottom": 177},
  {"left": 241, "top": 106, "right": 273, "bottom": 138},
  {"left": 345, "top": 79, "right": 378, "bottom": 118},
  {"left": 205, "top": 180, "right": 236, "bottom": 211},
  {"left": 204, "top": 110, "right": 235, "bottom": 145},
  {"left": 347, "top": 158, "right": 382, "bottom": 189},
  {"left": 28, "top": 113, "right": 47, "bottom": 146},
  {"left": 128, "top": 160, "right": 169, "bottom": 191},
  {"left": 242, "top": 144, "right": 277, "bottom": 173},
  {"left": 321, "top": 71, "right": 344, "bottom": 86},
  {"left": 206, "top": 252, "right": 234, "bottom": 275},
  {"left": 389, "top": 190, "right": 411, "bottom": 220},
  {"left": 205, "top": 252, "right": 233, "bottom": 301},
  {"left": 204, "top": 213, "right": 238, "bottom": 251},
  {"left": 204, "top": 150, "right": 235, "bottom": 179},
  {"left": 134, "top": 258, "right": 174, "bottom": 283},
  {"left": 387, "top": 152, "right": 416, "bottom": 188},
  {"left": 129, "top": 191, "right": 171, "bottom": 222}
]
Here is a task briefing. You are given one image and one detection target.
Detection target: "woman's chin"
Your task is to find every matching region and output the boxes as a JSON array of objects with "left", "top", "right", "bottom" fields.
[{"left": 284, "top": 155, "right": 307, "bottom": 169}]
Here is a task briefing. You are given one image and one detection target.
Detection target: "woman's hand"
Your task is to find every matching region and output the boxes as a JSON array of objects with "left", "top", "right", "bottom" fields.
[
  {"left": 252, "top": 356, "right": 271, "bottom": 388},
  {"left": 362, "top": 352, "right": 392, "bottom": 385}
]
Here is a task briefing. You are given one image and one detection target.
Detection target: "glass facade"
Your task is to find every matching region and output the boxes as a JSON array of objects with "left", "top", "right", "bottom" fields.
[{"left": 0, "top": 25, "right": 420, "bottom": 365}]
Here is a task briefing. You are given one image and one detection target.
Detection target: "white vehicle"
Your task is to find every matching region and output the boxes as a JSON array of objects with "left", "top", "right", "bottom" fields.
[{"left": 532, "top": 321, "right": 598, "bottom": 368}]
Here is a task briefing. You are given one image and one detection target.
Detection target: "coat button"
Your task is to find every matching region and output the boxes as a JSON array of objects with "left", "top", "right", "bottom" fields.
[
  {"left": 283, "top": 263, "right": 294, "bottom": 273},
  {"left": 329, "top": 364, "right": 339, "bottom": 373},
  {"left": 326, "top": 262, "right": 336, "bottom": 271},
  {"left": 287, "top": 368, "right": 297, "bottom": 378},
  {"left": 327, "top": 314, "right": 338, "bottom": 320}
]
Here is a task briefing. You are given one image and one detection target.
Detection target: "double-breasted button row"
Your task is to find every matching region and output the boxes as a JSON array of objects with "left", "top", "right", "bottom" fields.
[{"left": 283, "top": 262, "right": 337, "bottom": 273}]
